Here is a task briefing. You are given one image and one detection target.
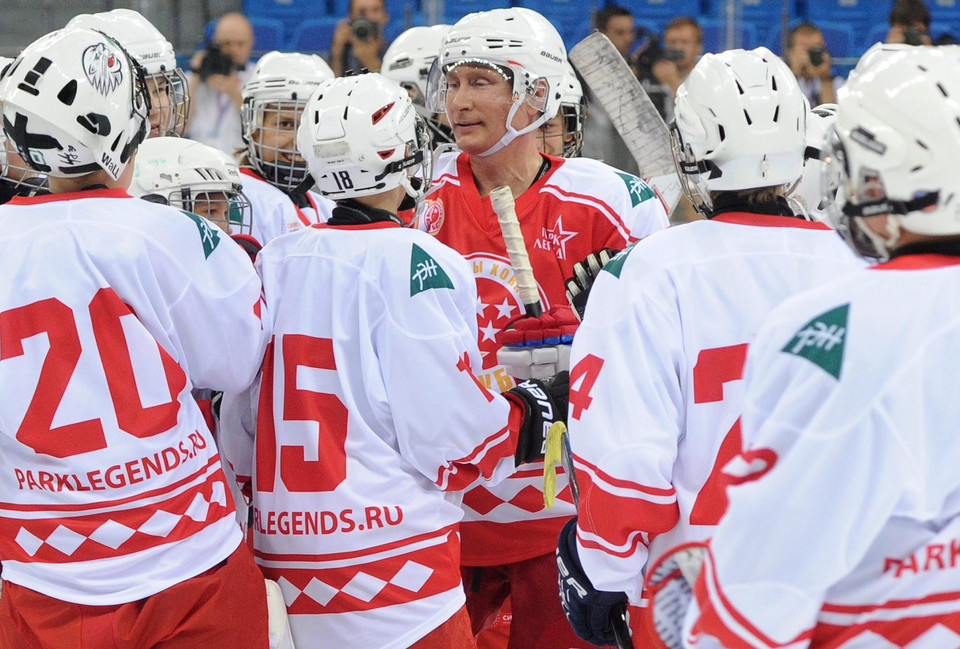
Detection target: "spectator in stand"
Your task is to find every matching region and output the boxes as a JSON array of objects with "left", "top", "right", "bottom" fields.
[
  {"left": 186, "top": 12, "right": 254, "bottom": 153},
  {"left": 580, "top": 3, "right": 640, "bottom": 175},
  {"left": 785, "top": 22, "right": 843, "bottom": 107},
  {"left": 653, "top": 16, "right": 704, "bottom": 122},
  {"left": 330, "top": 0, "right": 390, "bottom": 77},
  {"left": 887, "top": 0, "right": 933, "bottom": 45}
]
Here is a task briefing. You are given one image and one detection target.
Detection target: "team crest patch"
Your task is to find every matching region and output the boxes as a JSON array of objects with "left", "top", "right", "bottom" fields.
[
  {"left": 421, "top": 198, "right": 445, "bottom": 235},
  {"left": 180, "top": 210, "right": 221, "bottom": 259},
  {"left": 614, "top": 171, "right": 656, "bottom": 207},
  {"left": 602, "top": 242, "right": 637, "bottom": 278},
  {"left": 781, "top": 303, "right": 850, "bottom": 379},
  {"left": 82, "top": 43, "right": 123, "bottom": 97},
  {"left": 410, "top": 243, "right": 454, "bottom": 296}
]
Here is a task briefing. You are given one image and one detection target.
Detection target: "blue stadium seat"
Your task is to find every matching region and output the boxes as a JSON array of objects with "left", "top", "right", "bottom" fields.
[
  {"left": 805, "top": 0, "right": 873, "bottom": 38},
  {"left": 928, "top": 0, "right": 960, "bottom": 24},
  {"left": 633, "top": 0, "right": 703, "bottom": 24},
  {"left": 701, "top": 18, "right": 759, "bottom": 52},
  {"left": 442, "top": 0, "right": 510, "bottom": 24},
  {"left": 243, "top": 0, "right": 308, "bottom": 19},
  {"left": 288, "top": 17, "right": 340, "bottom": 54}
]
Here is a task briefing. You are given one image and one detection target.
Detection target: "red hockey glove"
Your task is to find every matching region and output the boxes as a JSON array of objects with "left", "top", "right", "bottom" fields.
[{"left": 496, "top": 305, "right": 579, "bottom": 380}]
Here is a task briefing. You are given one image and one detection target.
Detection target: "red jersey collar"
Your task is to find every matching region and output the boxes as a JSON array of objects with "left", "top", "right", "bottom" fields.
[
  {"left": 456, "top": 152, "right": 564, "bottom": 227},
  {"left": 240, "top": 168, "right": 266, "bottom": 182},
  {"left": 711, "top": 212, "right": 832, "bottom": 230},
  {"left": 872, "top": 254, "right": 960, "bottom": 271},
  {"left": 7, "top": 188, "right": 131, "bottom": 205}
]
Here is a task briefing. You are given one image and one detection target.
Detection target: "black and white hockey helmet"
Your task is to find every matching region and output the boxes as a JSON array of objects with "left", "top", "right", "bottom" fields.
[{"left": 0, "top": 27, "right": 149, "bottom": 181}]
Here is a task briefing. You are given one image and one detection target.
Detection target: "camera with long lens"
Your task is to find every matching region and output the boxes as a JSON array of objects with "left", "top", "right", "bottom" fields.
[
  {"left": 195, "top": 43, "right": 236, "bottom": 81},
  {"left": 350, "top": 17, "right": 381, "bottom": 42},
  {"left": 808, "top": 45, "right": 827, "bottom": 67},
  {"left": 903, "top": 27, "right": 926, "bottom": 46}
]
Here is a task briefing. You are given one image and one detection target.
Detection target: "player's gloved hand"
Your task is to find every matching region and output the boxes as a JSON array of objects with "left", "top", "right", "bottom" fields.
[
  {"left": 496, "top": 306, "right": 579, "bottom": 380},
  {"left": 643, "top": 543, "right": 707, "bottom": 649},
  {"left": 565, "top": 248, "right": 619, "bottom": 321},
  {"left": 557, "top": 516, "right": 630, "bottom": 647},
  {"left": 505, "top": 370, "right": 569, "bottom": 465},
  {"left": 231, "top": 233, "right": 263, "bottom": 264}
]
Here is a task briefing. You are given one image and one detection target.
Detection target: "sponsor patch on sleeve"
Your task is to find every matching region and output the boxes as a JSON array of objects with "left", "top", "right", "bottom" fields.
[
  {"left": 615, "top": 171, "right": 657, "bottom": 207},
  {"left": 180, "top": 210, "right": 221, "bottom": 259},
  {"left": 781, "top": 303, "right": 849, "bottom": 379},
  {"left": 410, "top": 243, "right": 454, "bottom": 296}
]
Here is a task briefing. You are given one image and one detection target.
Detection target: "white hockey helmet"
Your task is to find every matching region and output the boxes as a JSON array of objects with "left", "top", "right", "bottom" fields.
[
  {"left": 671, "top": 47, "right": 807, "bottom": 216},
  {"left": 849, "top": 41, "right": 914, "bottom": 81},
  {"left": 829, "top": 46, "right": 960, "bottom": 259},
  {"left": 0, "top": 55, "right": 46, "bottom": 195},
  {"left": 297, "top": 73, "right": 432, "bottom": 207},
  {"left": 241, "top": 51, "right": 335, "bottom": 192},
  {"left": 67, "top": 9, "right": 189, "bottom": 137},
  {"left": 557, "top": 63, "right": 586, "bottom": 158},
  {"left": 382, "top": 24, "right": 454, "bottom": 145},
  {"left": 130, "top": 136, "right": 252, "bottom": 234},
  {"left": 0, "top": 27, "right": 149, "bottom": 181},
  {"left": 789, "top": 103, "right": 839, "bottom": 224},
  {"left": 425, "top": 7, "right": 568, "bottom": 156}
]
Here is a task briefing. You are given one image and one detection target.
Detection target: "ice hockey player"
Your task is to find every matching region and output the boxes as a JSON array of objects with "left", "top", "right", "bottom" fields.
[
  {"left": 420, "top": 8, "right": 668, "bottom": 646},
  {"left": 535, "top": 63, "right": 586, "bottom": 159},
  {"left": 554, "top": 47, "right": 861, "bottom": 648},
  {"left": 0, "top": 26, "right": 268, "bottom": 648},
  {"left": 219, "top": 71, "right": 569, "bottom": 649},
  {"left": 67, "top": 8, "right": 191, "bottom": 138},
  {"left": 687, "top": 43, "right": 960, "bottom": 649},
  {"left": 240, "top": 50, "right": 336, "bottom": 242}
]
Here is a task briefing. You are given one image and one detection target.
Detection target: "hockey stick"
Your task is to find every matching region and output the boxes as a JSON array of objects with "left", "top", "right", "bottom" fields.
[
  {"left": 569, "top": 32, "right": 683, "bottom": 217},
  {"left": 545, "top": 422, "right": 632, "bottom": 649},
  {"left": 489, "top": 185, "right": 543, "bottom": 318}
]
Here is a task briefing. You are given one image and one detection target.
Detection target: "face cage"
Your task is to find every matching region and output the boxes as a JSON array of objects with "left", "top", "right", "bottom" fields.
[
  {"left": 397, "top": 114, "right": 435, "bottom": 210},
  {"left": 538, "top": 100, "right": 585, "bottom": 158},
  {"left": 669, "top": 121, "right": 714, "bottom": 216},
  {"left": 170, "top": 187, "right": 253, "bottom": 235},
  {"left": 246, "top": 100, "right": 310, "bottom": 192},
  {"left": 401, "top": 81, "right": 456, "bottom": 147},
  {"left": 0, "top": 136, "right": 48, "bottom": 195},
  {"left": 144, "top": 68, "right": 190, "bottom": 138}
]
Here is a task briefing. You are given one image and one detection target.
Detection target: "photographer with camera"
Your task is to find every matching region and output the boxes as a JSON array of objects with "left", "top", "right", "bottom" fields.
[
  {"left": 652, "top": 16, "right": 703, "bottom": 122},
  {"left": 785, "top": 22, "right": 842, "bottom": 107},
  {"left": 330, "top": 0, "right": 390, "bottom": 77},
  {"left": 887, "top": 0, "right": 934, "bottom": 45},
  {"left": 186, "top": 12, "right": 254, "bottom": 153}
]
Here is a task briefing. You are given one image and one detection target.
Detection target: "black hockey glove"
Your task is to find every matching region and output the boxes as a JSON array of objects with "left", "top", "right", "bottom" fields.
[
  {"left": 557, "top": 516, "right": 630, "bottom": 648},
  {"left": 565, "top": 248, "right": 620, "bottom": 321},
  {"left": 505, "top": 370, "right": 569, "bottom": 466}
]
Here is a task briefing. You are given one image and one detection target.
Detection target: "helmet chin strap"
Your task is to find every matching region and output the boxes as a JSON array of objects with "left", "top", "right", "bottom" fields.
[{"left": 477, "top": 101, "right": 545, "bottom": 157}]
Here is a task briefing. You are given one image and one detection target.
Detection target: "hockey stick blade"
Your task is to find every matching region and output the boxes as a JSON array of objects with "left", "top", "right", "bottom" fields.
[
  {"left": 490, "top": 185, "right": 543, "bottom": 317},
  {"left": 569, "top": 32, "right": 682, "bottom": 215}
]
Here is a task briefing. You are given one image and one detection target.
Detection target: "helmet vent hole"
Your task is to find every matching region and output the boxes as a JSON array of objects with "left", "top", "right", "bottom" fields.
[
  {"left": 378, "top": 149, "right": 395, "bottom": 160},
  {"left": 910, "top": 165, "right": 923, "bottom": 173},
  {"left": 58, "top": 80, "right": 78, "bottom": 106},
  {"left": 735, "top": 80, "right": 744, "bottom": 95},
  {"left": 937, "top": 82, "right": 948, "bottom": 97},
  {"left": 771, "top": 75, "right": 777, "bottom": 91},
  {"left": 718, "top": 124, "right": 725, "bottom": 141},
  {"left": 917, "top": 139, "right": 929, "bottom": 150},
  {"left": 111, "top": 132, "right": 122, "bottom": 151},
  {"left": 743, "top": 109, "right": 752, "bottom": 125},
  {"left": 918, "top": 64, "right": 928, "bottom": 72},
  {"left": 773, "top": 105, "right": 780, "bottom": 122}
]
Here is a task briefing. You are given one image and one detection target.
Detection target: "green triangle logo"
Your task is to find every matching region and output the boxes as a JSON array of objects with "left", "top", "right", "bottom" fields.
[
  {"left": 781, "top": 303, "right": 850, "bottom": 379},
  {"left": 602, "top": 243, "right": 636, "bottom": 279},
  {"left": 410, "top": 243, "right": 454, "bottom": 296},
  {"left": 180, "top": 210, "right": 221, "bottom": 259},
  {"left": 615, "top": 172, "right": 656, "bottom": 207}
]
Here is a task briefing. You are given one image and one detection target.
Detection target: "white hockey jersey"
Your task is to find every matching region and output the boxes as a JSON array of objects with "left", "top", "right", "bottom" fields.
[
  {"left": 221, "top": 221, "right": 523, "bottom": 649},
  {"left": 690, "top": 251, "right": 960, "bottom": 649},
  {"left": 0, "top": 189, "right": 266, "bottom": 605},
  {"left": 569, "top": 212, "right": 863, "bottom": 604},
  {"left": 300, "top": 189, "right": 335, "bottom": 224},
  {"left": 424, "top": 151, "right": 670, "bottom": 565},
  {"left": 240, "top": 168, "right": 314, "bottom": 246}
]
